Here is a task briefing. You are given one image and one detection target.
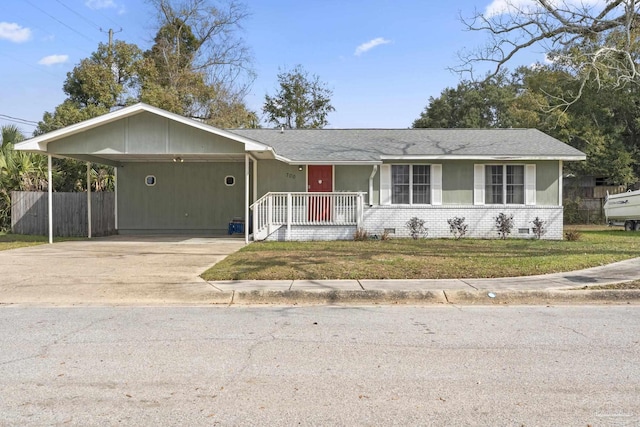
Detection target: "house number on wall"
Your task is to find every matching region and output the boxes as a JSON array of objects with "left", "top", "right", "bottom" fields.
[{"left": 286, "top": 173, "right": 296, "bottom": 179}]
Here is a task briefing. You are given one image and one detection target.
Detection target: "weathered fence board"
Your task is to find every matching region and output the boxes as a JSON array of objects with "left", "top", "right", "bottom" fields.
[{"left": 11, "top": 191, "right": 115, "bottom": 237}]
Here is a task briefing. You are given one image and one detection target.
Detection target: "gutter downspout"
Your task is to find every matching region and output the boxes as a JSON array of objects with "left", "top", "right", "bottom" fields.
[{"left": 368, "top": 165, "right": 378, "bottom": 206}]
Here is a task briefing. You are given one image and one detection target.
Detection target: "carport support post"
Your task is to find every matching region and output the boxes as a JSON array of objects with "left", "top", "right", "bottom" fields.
[
  {"left": 245, "top": 154, "right": 249, "bottom": 244},
  {"left": 47, "top": 155, "right": 53, "bottom": 244},
  {"left": 86, "top": 162, "right": 92, "bottom": 239}
]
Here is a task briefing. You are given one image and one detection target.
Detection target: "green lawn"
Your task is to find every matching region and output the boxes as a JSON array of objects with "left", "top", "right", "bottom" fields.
[
  {"left": 202, "top": 226, "right": 640, "bottom": 281},
  {"left": 0, "top": 233, "right": 50, "bottom": 251}
]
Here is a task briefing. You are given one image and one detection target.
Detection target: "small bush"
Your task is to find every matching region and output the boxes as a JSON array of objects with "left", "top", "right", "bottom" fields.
[
  {"left": 353, "top": 228, "right": 369, "bottom": 241},
  {"left": 564, "top": 229, "right": 582, "bottom": 241},
  {"left": 563, "top": 198, "right": 582, "bottom": 224},
  {"left": 406, "top": 217, "right": 428, "bottom": 240},
  {"left": 447, "top": 217, "right": 468, "bottom": 240},
  {"left": 531, "top": 217, "right": 546, "bottom": 239},
  {"left": 495, "top": 213, "right": 514, "bottom": 240},
  {"left": 380, "top": 229, "right": 392, "bottom": 241}
]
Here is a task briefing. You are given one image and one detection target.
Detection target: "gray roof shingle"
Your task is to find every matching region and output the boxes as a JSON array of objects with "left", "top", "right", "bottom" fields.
[{"left": 229, "top": 128, "right": 585, "bottom": 162}]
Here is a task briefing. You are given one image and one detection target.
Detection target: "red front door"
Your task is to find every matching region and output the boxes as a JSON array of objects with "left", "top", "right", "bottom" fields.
[{"left": 308, "top": 165, "right": 333, "bottom": 221}]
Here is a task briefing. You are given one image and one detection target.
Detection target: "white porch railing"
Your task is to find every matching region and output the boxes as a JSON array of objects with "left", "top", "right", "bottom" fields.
[{"left": 250, "top": 192, "right": 364, "bottom": 240}]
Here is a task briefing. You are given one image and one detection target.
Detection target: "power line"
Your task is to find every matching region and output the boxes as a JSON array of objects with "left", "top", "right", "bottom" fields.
[
  {"left": 22, "top": 0, "right": 98, "bottom": 44},
  {"left": 0, "top": 114, "right": 38, "bottom": 128},
  {"left": 54, "top": 0, "right": 102, "bottom": 31}
]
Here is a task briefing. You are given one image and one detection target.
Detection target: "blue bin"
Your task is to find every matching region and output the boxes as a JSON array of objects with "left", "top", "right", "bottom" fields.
[{"left": 228, "top": 221, "right": 244, "bottom": 235}]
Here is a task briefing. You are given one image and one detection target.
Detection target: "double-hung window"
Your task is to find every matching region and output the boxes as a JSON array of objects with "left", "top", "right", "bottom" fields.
[
  {"left": 392, "top": 165, "right": 431, "bottom": 204},
  {"left": 475, "top": 163, "right": 535, "bottom": 206}
]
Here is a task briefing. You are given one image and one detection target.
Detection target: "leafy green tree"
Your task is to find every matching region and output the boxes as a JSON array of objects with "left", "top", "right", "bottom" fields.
[
  {"left": 263, "top": 65, "right": 335, "bottom": 129},
  {"left": 413, "top": 72, "right": 518, "bottom": 128},
  {"left": 413, "top": 65, "right": 637, "bottom": 186},
  {"left": 0, "top": 125, "right": 49, "bottom": 230}
]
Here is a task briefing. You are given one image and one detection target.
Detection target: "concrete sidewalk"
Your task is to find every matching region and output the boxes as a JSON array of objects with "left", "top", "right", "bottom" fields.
[
  {"left": 207, "top": 257, "right": 640, "bottom": 305},
  {"left": 208, "top": 258, "right": 640, "bottom": 304}
]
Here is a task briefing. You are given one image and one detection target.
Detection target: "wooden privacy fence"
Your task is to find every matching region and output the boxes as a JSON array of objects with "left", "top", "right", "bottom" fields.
[{"left": 11, "top": 191, "right": 116, "bottom": 237}]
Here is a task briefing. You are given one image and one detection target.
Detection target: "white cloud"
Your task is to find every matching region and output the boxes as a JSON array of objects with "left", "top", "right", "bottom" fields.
[
  {"left": 0, "top": 22, "right": 32, "bottom": 43},
  {"left": 85, "top": 0, "right": 116, "bottom": 9},
  {"left": 484, "top": 0, "right": 605, "bottom": 17},
  {"left": 354, "top": 37, "right": 391, "bottom": 56},
  {"left": 38, "top": 55, "right": 69, "bottom": 66}
]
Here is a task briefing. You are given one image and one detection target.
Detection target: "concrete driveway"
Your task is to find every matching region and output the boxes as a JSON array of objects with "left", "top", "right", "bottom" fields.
[{"left": 0, "top": 236, "right": 246, "bottom": 305}]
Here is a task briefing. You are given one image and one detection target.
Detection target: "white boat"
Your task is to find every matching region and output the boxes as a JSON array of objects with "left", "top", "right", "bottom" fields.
[{"left": 604, "top": 189, "right": 640, "bottom": 230}]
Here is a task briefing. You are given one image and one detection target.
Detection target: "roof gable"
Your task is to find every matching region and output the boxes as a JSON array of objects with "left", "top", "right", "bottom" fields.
[{"left": 15, "top": 103, "right": 272, "bottom": 154}]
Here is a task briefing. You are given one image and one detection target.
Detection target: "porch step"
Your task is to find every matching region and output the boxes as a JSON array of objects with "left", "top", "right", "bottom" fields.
[{"left": 253, "top": 224, "right": 283, "bottom": 241}]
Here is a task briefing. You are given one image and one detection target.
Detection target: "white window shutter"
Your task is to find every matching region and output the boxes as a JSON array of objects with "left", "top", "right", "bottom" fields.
[
  {"left": 474, "top": 164, "right": 485, "bottom": 205},
  {"left": 431, "top": 164, "right": 442, "bottom": 205},
  {"left": 380, "top": 164, "right": 391, "bottom": 205},
  {"left": 525, "top": 164, "right": 536, "bottom": 205}
]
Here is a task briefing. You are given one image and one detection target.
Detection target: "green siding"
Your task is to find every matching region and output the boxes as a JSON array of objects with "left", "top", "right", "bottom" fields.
[
  {"left": 117, "top": 162, "right": 245, "bottom": 233},
  {"left": 256, "top": 160, "right": 305, "bottom": 198},
  {"left": 49, "top": 120, "right": 125, "bottom": 154},
  {"left": 536, "top": 161, "right": 559, "bottom": 206},
  {"left": 48, "top": 112, "right": 245, "bottom": 156},
  {"left": 335, "top": 165, "right": 371, "bottom": 192}
]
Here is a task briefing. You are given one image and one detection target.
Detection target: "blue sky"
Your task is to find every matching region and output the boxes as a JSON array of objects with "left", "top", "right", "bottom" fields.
[{"left": 0, "top": 0, "right": 545, "bottom": 136}]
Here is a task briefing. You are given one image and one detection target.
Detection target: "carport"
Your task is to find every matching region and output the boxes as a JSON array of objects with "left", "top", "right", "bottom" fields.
[{"left": 15, "top": 103, "right": 276, "bottom": 244}]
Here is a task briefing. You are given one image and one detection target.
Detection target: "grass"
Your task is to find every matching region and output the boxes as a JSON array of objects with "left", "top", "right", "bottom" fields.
[
  {"left": 202, "top": 225, "right": 640, "bottom": 281},
  {"left": 0, "top": 233, "right": 51, "bottom": 251}
]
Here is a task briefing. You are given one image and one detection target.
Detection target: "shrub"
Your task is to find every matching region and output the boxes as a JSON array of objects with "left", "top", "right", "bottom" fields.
[
  {"left": 495, "top": 213, "right": 514, "bottom": 240},
  {"left": 380, "top": 229, "right": 392, "bottom": 241},
  {"left": 406, "top": 217, "right": 427, "bottom": 240},
  {"left": 531, "top": 217, "right": 546, "bottom": 239},
  {"left": 563, "top": 198, "right": 582, "bottom": 224},
  {"left": 447, "top": 217, "right": 468, "bottom": 240},
  {"left": 564, "top": 229, "right": 582, "bottom": 241},
  {"left": 353, "top": 228, "right": 369, "bottom": 241}
]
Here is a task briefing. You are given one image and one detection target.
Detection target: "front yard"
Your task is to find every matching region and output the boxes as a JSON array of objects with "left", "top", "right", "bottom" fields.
[{"left": 202, "top": 226, "right": 640, "bottom": 280}]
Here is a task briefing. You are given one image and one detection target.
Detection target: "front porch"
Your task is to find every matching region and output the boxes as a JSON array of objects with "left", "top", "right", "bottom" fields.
[{"left": 251, "top": 192, "right": 365, "bottom": 241}]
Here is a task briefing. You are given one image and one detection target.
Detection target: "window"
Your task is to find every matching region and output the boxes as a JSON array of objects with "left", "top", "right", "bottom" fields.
[
  {"left": 145, "top": 175, "right": 156, "bottom": 186},
  {"left": 391, "top": 165, "right": 431, "bottom": 204},
  {"left": 484, "top": 165, "right": 524, "bottom": 204}
]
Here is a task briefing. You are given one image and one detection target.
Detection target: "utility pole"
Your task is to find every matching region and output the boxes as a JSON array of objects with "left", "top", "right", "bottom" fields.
[{"left": 100, "top": 28, "right": 122, "bottom": 48}]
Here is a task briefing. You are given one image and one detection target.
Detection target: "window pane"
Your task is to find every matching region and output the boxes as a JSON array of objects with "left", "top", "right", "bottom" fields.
[
  {"left": 485, "top": 165, "right": 503, "bottom": 204},
  {"left": 392, "top": 165, "right": 410, "bottom": 204},
  {"left": 506, "top": 165, "right": 524, "bottom": 204},
  {"left": 412, "top": 165, "right": 430, "bottom": 204}
]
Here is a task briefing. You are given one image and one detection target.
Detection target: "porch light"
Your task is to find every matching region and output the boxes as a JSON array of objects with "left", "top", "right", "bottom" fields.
[
  {"left": 298, "top": 166, "right": 303, "bottom": 171},
  {"left": 173, "top": 157, "right": 183, "bottom": 163}
]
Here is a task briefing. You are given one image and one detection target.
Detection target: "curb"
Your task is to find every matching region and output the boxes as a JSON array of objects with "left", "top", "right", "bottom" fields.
[
  {"left": 232, "top": 289, "right": 448, "bottom": 305},
  {"left": 230, "top": 289, "right": 640, "bottom": 305},
  {"left": 444, "top": 289, "right": 640, "bottom": 305}
]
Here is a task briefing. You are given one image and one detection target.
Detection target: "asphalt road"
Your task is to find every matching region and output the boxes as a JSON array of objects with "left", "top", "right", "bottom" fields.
[{"left": 1, "top": 305, "right": 638, "bottom": 426}]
